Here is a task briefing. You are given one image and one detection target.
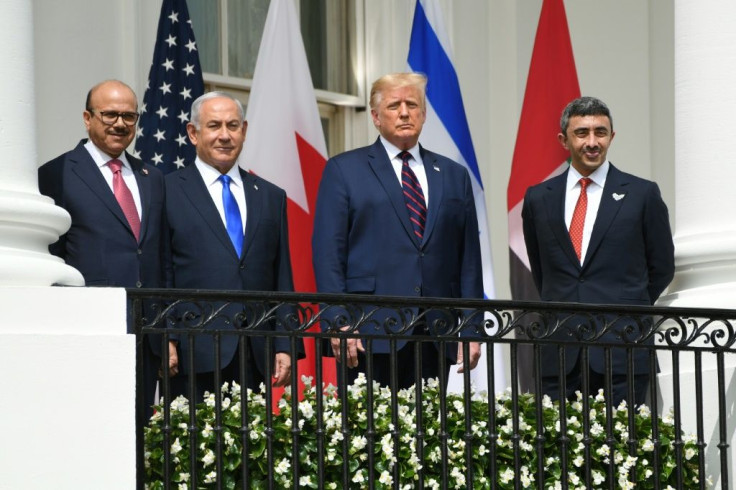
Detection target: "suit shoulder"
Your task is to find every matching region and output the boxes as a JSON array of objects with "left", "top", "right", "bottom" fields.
[
  {"left": 328, "top": 145, "right": 372, "bottom": 166},
  {"left": 245, "top": 172, "right": 287, "bottom": 198}
]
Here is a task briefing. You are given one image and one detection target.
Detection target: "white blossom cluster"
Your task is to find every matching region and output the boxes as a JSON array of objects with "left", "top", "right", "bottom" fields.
[{"left": 144, "top": 378, "right": 706, "bottom": 489}]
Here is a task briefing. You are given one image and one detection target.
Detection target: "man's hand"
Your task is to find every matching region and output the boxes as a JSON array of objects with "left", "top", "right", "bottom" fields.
[
  {"left": 272, "top": 353, "right": 292, "bottom": 387},
  {"left": 159, "top": 340, "right": 179, "bottom": 378},
  {"left": 331, "top": 326, "right": 364, "bottom": 368},
  {"left": 456, "top": 341, "right": 481, "bottom": 373}
]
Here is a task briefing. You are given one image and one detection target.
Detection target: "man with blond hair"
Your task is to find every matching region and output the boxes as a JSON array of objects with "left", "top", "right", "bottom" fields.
[{"left": 313, "top": 73, "right": 483, "bottom": 389}]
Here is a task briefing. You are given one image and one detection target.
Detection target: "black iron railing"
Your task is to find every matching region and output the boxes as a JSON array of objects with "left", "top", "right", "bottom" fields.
[{"left": 131, "top": 289, "right": 733, "bottom": 489}]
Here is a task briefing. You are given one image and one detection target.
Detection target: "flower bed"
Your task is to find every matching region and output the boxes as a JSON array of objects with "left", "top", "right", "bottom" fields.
[{"left": 144, "top": 375, "right": 705, "bottom": 489}]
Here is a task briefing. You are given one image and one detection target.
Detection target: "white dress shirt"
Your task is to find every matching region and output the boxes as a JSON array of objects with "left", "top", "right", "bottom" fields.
[
  {"left": 195, "top": 158, "right": 247, "bottom": 234},
  {"left": 379, "top": 136, "right": 430, "bottom": 205},
  {"left": 85, "top": 140, "right": 142, "bottom": 218},
  {"left": 564, "top": 161, "right": 610, "bottom": 263}
]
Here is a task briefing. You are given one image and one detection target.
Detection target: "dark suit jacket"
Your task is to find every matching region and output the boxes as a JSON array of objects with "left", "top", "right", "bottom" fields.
[
  {"left": 165, "top": 163, "right": 300, "bottom": 375},
  {"left": 38, "top": 139, "right": 168, "bottom": 293},
  {"left": 521, "top": 164, "right": 675, "bottom": 374},
  {"left": 312, "top": 138, "right": 483, "bottom": 360}
]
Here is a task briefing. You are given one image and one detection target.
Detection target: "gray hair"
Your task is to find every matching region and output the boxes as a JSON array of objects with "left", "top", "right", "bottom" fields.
[
  {"left": 190, "top": 91, "right": 245, "bottom": 129},
  {"left": 560, "top": 96, "right": 613, "bottom": 134}
]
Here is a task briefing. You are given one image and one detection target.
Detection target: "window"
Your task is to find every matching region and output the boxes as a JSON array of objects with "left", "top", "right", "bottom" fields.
[{"left": 188, "top": 0, "right": 362, "bottom": 156}]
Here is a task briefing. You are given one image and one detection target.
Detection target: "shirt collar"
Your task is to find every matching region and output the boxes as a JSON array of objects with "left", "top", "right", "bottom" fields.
[
  {"left": 567, "top": 160, "right": 610, "bottom": 191},
  {"left": 84, "top": 140, "right": 131, "bottom": 170},
  {"left": 195, "top": 157, "right": 243, "bottom": 187},
  {"left": 379, "top": 136, "right": 420, "bottom": 163}
]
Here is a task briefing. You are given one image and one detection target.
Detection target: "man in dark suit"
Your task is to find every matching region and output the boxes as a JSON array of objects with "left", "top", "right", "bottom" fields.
[
  {"left": 38, "top": 80, "right": 175, "bottom": 412},
  {"left": 522, "top": 96, "right": 675, "bottom": 406},
  {"left": 312, "top": 73, "right": 483, "bottom": 390},
  {"left": 166, "top": 91, "right": 301, "bottom": 401}
]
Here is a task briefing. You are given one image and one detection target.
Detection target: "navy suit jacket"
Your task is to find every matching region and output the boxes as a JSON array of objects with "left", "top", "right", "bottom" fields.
[
  {"left": 312, "top": 138, "right": 483, "bottom": 359},
  {"left": 38, "top": 140, "right": 167, "bottom": 291},
  {"left": 165, "top": 163, "right": 301, "bottom": 375},
  {"left": 521, "top": 164, "right": 675, "bottom": 374}
]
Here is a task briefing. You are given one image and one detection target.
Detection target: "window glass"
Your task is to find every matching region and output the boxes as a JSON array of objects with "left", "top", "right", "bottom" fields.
[{"left": 188, "top": 0, "right": 221, "bottom": 74}]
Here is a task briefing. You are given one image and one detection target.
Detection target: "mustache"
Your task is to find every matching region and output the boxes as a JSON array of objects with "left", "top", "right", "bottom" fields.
[{"left": 109, "top": 127, "right": 130, "bottom": 136}]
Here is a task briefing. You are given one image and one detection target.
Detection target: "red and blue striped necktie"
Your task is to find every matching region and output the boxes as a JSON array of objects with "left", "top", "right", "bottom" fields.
[{"left": 399, "top": 151, "right": 427, "bottom": 241}]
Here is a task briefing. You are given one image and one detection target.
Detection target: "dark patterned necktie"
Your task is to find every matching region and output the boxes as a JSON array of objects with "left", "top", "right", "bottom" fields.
[{"left": 399, "top": 151, "right": 426, "bottom": 240}]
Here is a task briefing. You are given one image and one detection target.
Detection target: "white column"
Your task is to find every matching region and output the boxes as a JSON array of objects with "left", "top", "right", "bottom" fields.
[
  {"left": 659, "top": 1, "right": 736, "bottom": 485},
  {"left": 0, "top": 0, "right": 82, "bottom": 286}
]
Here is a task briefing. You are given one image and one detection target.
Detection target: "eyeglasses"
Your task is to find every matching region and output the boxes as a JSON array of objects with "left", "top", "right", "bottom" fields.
[{"left": 88, "top": 109, "right": 140, "bottom": 126}]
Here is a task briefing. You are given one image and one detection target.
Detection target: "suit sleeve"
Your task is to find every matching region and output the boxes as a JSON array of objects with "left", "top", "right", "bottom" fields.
[
  {"left": 312, "top": 159, "right": 349, "bottom": 294},
  {"left": 460, "top": 170, "right": 483, "bottom": 299},
  {"left": 273, "top": 189, "right": 305, "bottom": 359},
  {"left": 643, "top": 183, "right": 675, "bottom": 303},
  {"left": 521, "top": 187, "right": 544, "bottom": 296}
]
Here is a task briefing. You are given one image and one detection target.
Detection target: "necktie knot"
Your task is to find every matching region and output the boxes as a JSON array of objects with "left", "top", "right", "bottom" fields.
[
  {"left": 398, "top": 151, "right": 412, "bottom": 165},
  {"left": 579, "top": 177, "right": 591, "bottom": 190},
  {"left": 220, "top": 174, "right": 232, "bottom": 186},
  {"left": 108, "top": 158, "right": 123, "bottom": 173}
]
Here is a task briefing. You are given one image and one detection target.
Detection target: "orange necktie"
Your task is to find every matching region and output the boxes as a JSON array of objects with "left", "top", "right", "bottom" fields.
[{"left": 569, "top": 177, "right": 591, "bottom": 261}]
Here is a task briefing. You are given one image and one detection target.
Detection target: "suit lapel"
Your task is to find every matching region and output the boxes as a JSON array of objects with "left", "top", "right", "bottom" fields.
[
  {"left": 177, "top": 164, "right": 240, "bottom": 259},
  {"left": 241, "top": 169, "right": 262, "bottom": 259},
  {"left": 69, "top": 142, "right": 134, "bottom": 237},
  {"left": 367, "top": 139, "right": 419, "bottom": 247},
  {"left": 583, "top": 165, "right": 628, "bottom": 269},
  {"left": 420, "top": 147, "right": 442, "bottom": 246},
  {"left": 130, "top": 154, "right": 149, "bottom": 243},
  {"left": 543, "top": 171, "right": 581, "bottom": 267}
]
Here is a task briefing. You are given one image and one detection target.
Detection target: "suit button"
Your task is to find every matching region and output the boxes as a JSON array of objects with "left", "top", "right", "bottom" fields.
[
  {"left": 136, "top": 281, "right": 143, "bottom": 288},
  {"left": 414, "top": 286, "right": 421, "bottom": 293},
  {"left": 420, "top": 252, "right": 425, "bottom": 257},
  {"left": 240, "top": 264, "right": 245, "bottom": 270},
  {"left": 137, "top": 249, "right": 143, "bottom": 255},
  {"left": 579, "top": 278, "right": 585, "bottom": 283}
]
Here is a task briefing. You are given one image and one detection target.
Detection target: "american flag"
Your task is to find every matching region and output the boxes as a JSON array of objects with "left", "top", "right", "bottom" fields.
[{"left": 134, "top": 0, "right": 204, "bottom": 174}]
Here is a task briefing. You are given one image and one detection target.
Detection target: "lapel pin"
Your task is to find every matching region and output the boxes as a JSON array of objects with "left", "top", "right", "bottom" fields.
[
  {"left": 254, "top": 184, "right": 259, "bottom": 191},
  {"left": 612, "top": 193, "right": 625, "bottom": 201},
  {"left": 142, "top": 168, "right": 148, "bottom": 175},
  {"left": 433, "top": 165, "right": 440, "bottom": 172}
]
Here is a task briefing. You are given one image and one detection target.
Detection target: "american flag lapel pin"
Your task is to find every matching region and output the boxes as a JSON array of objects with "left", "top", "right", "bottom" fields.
[
  {"left": 433, "top": 165, "right": 440, "bottom": 172},
  {"left": 142, "top": 168, "right": 149, "bottom": 175}
]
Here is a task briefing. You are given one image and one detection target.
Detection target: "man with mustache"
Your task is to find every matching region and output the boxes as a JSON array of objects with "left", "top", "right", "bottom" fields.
[
  {"left": 38, "top": 80, "right": 174, "bottom": 414},
  {"left": 313, "top": 73, "right": 484, "bottom": 389},
  {"left": 522, "top": 96, "right": 675, "bottom": 406}
]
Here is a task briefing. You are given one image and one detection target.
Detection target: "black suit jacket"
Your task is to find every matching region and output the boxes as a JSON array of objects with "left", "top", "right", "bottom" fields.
[
  {"left": 521, "top": 164, "right": 675, "bottom": 374},
  {"left": 38, "top": 140, "right": 167, "bottom": 291},
  {"left": 165, "top": 163, "right": 301, "bottom": 375}
]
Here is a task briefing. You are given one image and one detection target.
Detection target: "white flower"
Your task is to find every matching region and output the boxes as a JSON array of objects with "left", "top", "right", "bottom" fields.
[
  {"left": 299, "top": 400, "right": 314, "bottom": 419},
  {"left": 202, "top": 449, "right": 215, "bottom": 467},
  {"left": 592, "top": 470, "right": 605, "bottom": 485},
  {"left": 641, "top": 438, "right": 654, "bottom": 451},
  {"left": 685, "top": 447, "right": 696, "bottom": 460},
  {"left": 351, "top": 469, "right": 366, "bottom": 483},
  {"left": 499, "top": 467, "right": 514, "bottom": 484},
  {"left": 450, "top": 466, "right": 466, "bottom": 487},
  {"left": 177, "top": 484, "right": 188, "bottom": 490},
  {"left": 573, "top": 455, "right": 584, "bottom": 467},
  {"left": 299, "top": 476, "right": 312, "bottom": 486},
  {"left": 170, "top": 438, "right": 182, "bottom": 455},
  {"left": 379, "top": 470, "right": 393, "bottom": 485},
  {"left": 275, "top": 458, "right": 291, "bottom": 475},
  {"left": 596, "top": 444, "right": 610, "bottom": 457},
  {"left": 203, "top": 471, "right": 217, "bottom": 484},
  {"left": 351, "top": 435, "right": 367, "bottom": 450}
]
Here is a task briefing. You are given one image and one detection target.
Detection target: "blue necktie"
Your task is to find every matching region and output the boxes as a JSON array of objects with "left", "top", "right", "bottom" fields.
[
  {"left": 219, "top": 175, "right": 243, "bottom": 255},
  {"left": 399, "top": 151, "right": 426, "bottom": 241}
]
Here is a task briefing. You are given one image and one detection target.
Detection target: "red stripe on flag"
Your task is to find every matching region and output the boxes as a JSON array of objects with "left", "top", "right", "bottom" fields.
[
  {"left": 507, "top": 0, "right": 581, "bottom": 212},
  {"left": 289, "top": 133, "right": 336, "bottom": 394}
]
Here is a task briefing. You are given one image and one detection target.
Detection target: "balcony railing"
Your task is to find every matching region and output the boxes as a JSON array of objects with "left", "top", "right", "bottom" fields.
[{"left": 130, "top": 289, "right": 734, "bottom": 489}]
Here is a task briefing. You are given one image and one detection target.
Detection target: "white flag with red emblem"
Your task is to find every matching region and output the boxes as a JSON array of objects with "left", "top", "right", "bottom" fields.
[{"left": 240, "top": 0, "right": 335, "bottom": 390}]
